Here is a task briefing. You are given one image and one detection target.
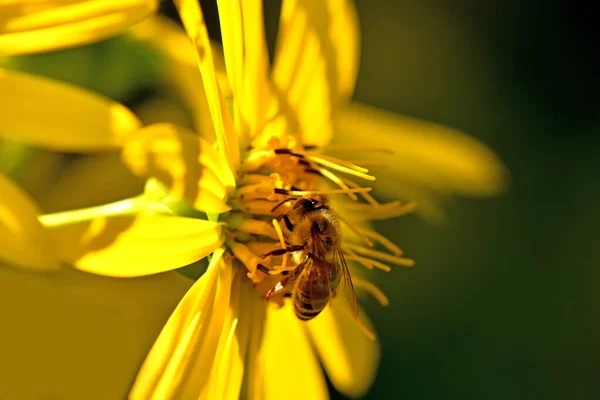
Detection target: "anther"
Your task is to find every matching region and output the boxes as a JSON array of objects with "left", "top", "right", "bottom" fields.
[
  {"left": 274, "top": 148, "right": 304, "bottom": 158},
  {"left": 257, "top": 264, "right": 270, "bottom": 274}
]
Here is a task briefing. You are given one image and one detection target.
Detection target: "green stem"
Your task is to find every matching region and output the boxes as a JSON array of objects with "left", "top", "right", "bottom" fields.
[{"left": 39, "top": 195, "right": 148, "bottom": 228}]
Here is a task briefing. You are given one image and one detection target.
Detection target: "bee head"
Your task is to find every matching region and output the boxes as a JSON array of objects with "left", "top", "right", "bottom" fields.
[{"left": 292, "top": 194, "right": 330, "bottom": 216}]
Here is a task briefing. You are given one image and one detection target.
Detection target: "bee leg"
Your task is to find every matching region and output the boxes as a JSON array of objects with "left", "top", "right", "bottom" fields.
[
  {"left": 266, "top": 275, "right": 295, "bottom": 300},
  {"left": 263, "top": 244, "right": 304, "bottom": 258}
]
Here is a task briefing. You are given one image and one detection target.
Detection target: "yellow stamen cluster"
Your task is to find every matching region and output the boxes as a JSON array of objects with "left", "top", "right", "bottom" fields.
[{"left": 221, "top": 137, "right": 415, "bottom": 304}]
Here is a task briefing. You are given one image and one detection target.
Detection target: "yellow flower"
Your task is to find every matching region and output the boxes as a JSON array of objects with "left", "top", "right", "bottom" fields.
[{"left": 38, "top": 1, "right": 507, "bottom": 399}]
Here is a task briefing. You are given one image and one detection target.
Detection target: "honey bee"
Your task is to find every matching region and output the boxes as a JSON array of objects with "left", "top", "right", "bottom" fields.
[{"left": 264, "top": 194, "right": 359, "bottom": 321}]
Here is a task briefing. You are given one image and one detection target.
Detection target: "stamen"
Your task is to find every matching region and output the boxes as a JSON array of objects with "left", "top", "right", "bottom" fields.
[
  {"left": 357, "top": 318, "right": 376, "bottom": 341},
  {"left": 311, "top": 145, "right": 394, "bottom": 154},
  {"left": 306, "top": 154, "right": 369, "bottom": 174},
  {"left": 237, "top": 173, "right": 274, "bottom": 185},
  {"left": 262, "top": 265, "right": 298, "bottom": 275},
  {"left": 336, "top": 213, "right": 374, "bottom": 247},
  {"left": 356, "top": 227, "right": 403, "bottom": 256},
  {"left": 343, "top": 201, "right": 418, "bottom": 220},
  {"left": 340, "top": 177, "right": 379, "bottom": 206},
  {"left": 276, "top": 187, "right": 372, "bottom": 197},
  {"left": 344, "top": 248, "right": 374, "bottom": 270},
  {"left": 353, "top": 278, "right": 390, "bottom": 306},
  {"left": 235, "top": 218, "right": 278, "bottom": 239},
  {"left": 272, "top": 219, "right": 288, "bottom": 271},
  {"left": 345, "top": 255, "right": 391, "bottom": 272},
  {"left": 246, "top": 242, "right": 278, "bottom": 256},
  {"left": 344, "top": 243, "right": 415, "bottom": 267},
  {"left": 239, "top": 190, "right": 278, "bottom": 202},
  {"left": 345, "top": 161, "right": 389, "bottom": 169},
  {"left": 239, "top": 150, "right": 275, "bottom": 171},
  {"left": 235, "top": 200, "right": 280, "bottom": 216},
  {"left": 315, "top": 167, "right": 358, "bottom": 200},
  {"left": 236, "top": 182, "right": 274, "bottom": 196},
  {"left": 307, "top": 156, "right": 375, "bottom": 181},
  {"left": 227, "top": 238, "right": 266, "bottom": 275}
]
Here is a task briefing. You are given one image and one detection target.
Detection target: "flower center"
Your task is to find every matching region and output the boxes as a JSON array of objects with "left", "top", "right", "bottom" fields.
[{"left": 221, "top": 137, "right": 415, "bottom": 305}]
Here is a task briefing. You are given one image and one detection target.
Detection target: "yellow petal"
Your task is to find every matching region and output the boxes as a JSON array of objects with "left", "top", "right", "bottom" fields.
[
  {"left": 0, "top": 264, "right": 192, "bottom": 400},
  {"left": 217, "top": 0, "right": 270, "bottom": 142},
  {"left": 307, "top": 302, "right": 380, "bottom": 398},
  {"left": 334, "top": 102, "right": 509, "bottom": 197},
  {"left": 242, "top": 285, "right": 268, "bottom": 400},
  {"left": 130, "top": 249, "right": 234, "bottom": 399},
  {"left": 48, "top": 215, "right": 223, "bottom": 277},
  {"left": 39, "top": 152, "right": 145, "bottom": 213},
  {"left": 0, "top": 68, "right": 141, "bottom": 151},
  {"left": 0, "top": 173, "right": 60, "bottom": 270},
  {"left": 0, "top": 0, "right": 158, "bottom": 55},
  {"left": 258, "top": 303, "right": 328, "bottom": 400},
  {"left": 173, "top": 0, "right": 240, "bottom": 171},
  {"left": 198, "top": 271, "right": 253, "bottom": 400},
  {"left": 122, "top": 123, "right": 236, "bottom": 213},
  {"left": 272, "top": 0, "right": 360, "bottom": 147},
  {"left": 130, "top": 15, "right": 232, "bottom": 143}
]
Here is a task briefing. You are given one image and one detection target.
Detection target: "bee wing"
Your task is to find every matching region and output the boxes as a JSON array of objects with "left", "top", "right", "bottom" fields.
[
  {"left": 334, "top": 247, "right": 359, "bottom": 319},
  {"left": 304, "top": 256, "right": 334, "bottom": 302}
]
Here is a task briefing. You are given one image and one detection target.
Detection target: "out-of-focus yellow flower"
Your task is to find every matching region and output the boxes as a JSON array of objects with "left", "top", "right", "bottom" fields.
[
  {"left": 0, "top": 2, "right": 150, "bottom": 271},
  {"left": 0, "top": 68, "right": 142, "bottom": 271},
  {"left": 0, "top": 263, "right": 192, "bottom": 400},
  {"left": 37, "top": 1, "right": 507, "bottom": 399},
  {"left": 0, "top": 0, "right": 159, "bottom": 55}
]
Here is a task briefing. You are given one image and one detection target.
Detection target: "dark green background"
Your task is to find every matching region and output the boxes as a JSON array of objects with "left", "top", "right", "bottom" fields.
[{"left": 345, "top": 1, "right": 599, "bottom": 399}]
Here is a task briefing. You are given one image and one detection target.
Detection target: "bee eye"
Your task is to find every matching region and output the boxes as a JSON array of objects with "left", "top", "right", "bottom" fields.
[{"left": 294, "top": 198, "right": 314, "bottom": 211}]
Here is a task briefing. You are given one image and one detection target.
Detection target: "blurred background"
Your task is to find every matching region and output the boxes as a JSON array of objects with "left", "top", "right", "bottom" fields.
[{"left": 2, "top": 0, "right": 598, "bottom": 399}]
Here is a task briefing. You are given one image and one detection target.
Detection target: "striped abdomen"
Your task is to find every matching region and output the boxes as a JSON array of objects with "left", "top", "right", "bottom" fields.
[{"left": 293, "top": 260, "right": 334, "bottom": 321}]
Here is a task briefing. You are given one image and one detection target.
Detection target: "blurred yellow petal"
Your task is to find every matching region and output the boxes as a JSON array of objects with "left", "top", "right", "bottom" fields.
[
  {"left": 216, "top": 0, "right": 243, "bottom": 102},
  {"left": 272, "top": 0, "right": 359, "bottom": 147},
  {"left": 130, "top": 249, "right": 233, "bottom": 399},
  {"left": 217, "top": 0, "right": 270, "bottom": 141},
  {"left": 130, "top": 15, "right": 232, "bottom": 143},
  {"left": 334, "top": 102, "right": 509, "bottom": 197},
  {"left": 39, "top": 152, "right": 144, "bottom": 213},
  {"left": 0, "top": 68, "right": 141, "bottom": 151},
  {"left": 0, "top": 264, "right": 191, "bottom": 399},
  {"left": 0, "top": 0, "right": 158, "bottom": 55},
  {"left": 0, "top": 173, "right": 59, "bottom": 270},
  {"left": 198, "top": 271, "right": 252, "bottom": 400},
  {"left": 122, "top": 123, "right": 236, "bottom": 213},
  {"left": 259, "top": 303, "right": 328, "bottom": 400},
  {"left": 173, "top": 0, "right": 240, "bottom": 171},
  {"left": 242, "top": 286, "right": 267, "bottom": 400},
  {"left": 48, "top": 215, "right": 224, "bottom": 277},
  {"left": 307, "top": 302, "right": 380, "bottom": 398},
  {"left": 0, "top": 141, "right": 65, "bottom": 204},
  {"left": 374, "top": 181, "right": 450, "bottom": 223},
  {"left": 134, "top": 94, "right": 195, "bottom": 128}
]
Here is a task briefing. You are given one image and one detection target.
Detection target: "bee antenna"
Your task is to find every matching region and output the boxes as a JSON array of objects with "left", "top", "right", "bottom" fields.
[{"left": 271, "top": 197, "right": 297, "bottom": 213}]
